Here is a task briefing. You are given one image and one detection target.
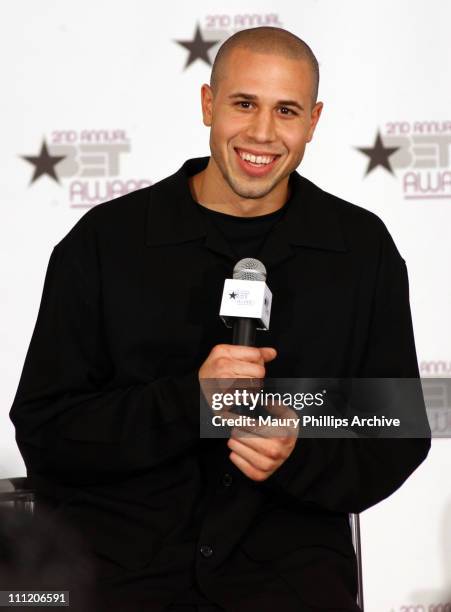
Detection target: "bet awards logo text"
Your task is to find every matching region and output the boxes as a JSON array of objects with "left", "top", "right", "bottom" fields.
[
  {"left": 21, "top": 129, "right": 151, "bottom": 208},
  {"left": 356, "top": 121, "right": 451, "bottom": 200},
  {"left": 175, "top": 14, "right": 283, "bottom": 69}
]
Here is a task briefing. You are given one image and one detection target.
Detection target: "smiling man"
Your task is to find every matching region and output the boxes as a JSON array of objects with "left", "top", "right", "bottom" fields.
[
  {"left": 11, "top": 27, "right": 430, "bottom": 612},
  {"left": 191, "top": 34, "right": 322, "bottom": 214}
]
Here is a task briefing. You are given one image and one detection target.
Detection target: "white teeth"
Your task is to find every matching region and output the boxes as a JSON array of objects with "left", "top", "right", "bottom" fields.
[{"left": 238, "top": 150, "right": 276, "bottom": 165}]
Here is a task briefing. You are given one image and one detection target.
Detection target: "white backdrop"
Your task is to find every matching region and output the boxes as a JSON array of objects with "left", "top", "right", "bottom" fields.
[{"left": 1, "top": 1, "right": 450, "bottom": 609}]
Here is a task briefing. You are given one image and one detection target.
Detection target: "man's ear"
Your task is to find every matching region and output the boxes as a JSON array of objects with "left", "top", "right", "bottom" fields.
[
  {"left": 201, "top": 84, "right": 213, "bottom": 127},
  {"left": 307, "top": 101, "right": 323, "bottom": 142}
]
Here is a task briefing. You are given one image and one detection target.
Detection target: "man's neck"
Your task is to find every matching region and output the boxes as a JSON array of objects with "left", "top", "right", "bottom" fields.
[{"left": 188, "top": 157, "right": 290, "bottom": 217}]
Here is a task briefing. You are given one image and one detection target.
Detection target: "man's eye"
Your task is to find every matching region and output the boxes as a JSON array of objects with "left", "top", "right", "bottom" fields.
[
  {"left": 279, "top": 106, "right": 296, "bottom": 115},
  {"left": 234, "top": 102, "right": 296, "bottom": 115}
]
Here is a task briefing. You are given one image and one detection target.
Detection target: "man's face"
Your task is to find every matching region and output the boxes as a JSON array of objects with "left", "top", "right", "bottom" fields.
[{"left": 201, "top": 47, "right": 323, "bottom": 200}]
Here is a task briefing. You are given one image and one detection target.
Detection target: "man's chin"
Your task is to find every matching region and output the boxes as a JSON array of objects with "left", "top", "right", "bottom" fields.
[{"left": 228, "top": 177, "right": 277, "bottom": 200}]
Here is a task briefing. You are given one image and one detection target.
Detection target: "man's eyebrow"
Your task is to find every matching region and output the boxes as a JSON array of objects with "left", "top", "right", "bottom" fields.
[{"left": 228, "top": 92, "right": 304, "bottom": 112}]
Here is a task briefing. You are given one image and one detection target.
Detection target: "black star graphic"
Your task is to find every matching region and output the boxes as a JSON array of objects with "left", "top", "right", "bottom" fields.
[
  {"left": 356, "top": 131, "right": 400, "bottom": 176},
  {"left": 229, "top": 291, "right": 237, "bottom": 299},
  {"left": 175, "top": 24, "right": 221, "bottom": 69},
  {"left": 21, "top": 140, "right": 66, "bottom": 184}
]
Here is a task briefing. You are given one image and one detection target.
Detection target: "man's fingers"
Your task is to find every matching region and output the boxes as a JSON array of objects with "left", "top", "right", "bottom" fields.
[
  {"left": 259, "top": 347, "right": 277, "bottom": 363},
  {"left": 230, "top": 359, "right": 266, "bottom": 378},
  {"left": 228, "top": 436, "right": 275, "bottom": 473},
  {"left": 212, "top": 344, "right": 276, "bottom": 364}
]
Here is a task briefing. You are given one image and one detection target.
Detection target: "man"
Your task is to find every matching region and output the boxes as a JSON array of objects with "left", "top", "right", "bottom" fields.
[{"left": 11, "top": 27, "right": 430, "bottom": 611}]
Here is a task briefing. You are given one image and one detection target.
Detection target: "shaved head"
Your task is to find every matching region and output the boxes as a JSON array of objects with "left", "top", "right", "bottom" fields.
[{"left": 210, "top": 26, "right": 319, "bottom": 106}]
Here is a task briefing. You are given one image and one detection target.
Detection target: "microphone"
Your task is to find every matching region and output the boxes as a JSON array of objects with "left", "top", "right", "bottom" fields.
[{"left": 219, "top": 258, "right": 272, "bottom": 347}]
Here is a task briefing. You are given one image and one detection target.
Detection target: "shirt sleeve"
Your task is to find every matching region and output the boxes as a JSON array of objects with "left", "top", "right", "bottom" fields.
[
  {"left": 262, "top": 221, "right": 431, "bottom": 514},
  {"left": 10, "top": 231, "right": 204, "bottom": 486}
]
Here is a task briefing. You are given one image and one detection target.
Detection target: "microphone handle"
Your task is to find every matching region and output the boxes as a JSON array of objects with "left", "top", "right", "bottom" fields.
[
  {"left": 232, "top": 318, "right": 257, "bottom": 347},
  {"left": 231, "top": 318, "right": 262, "bottom": 417}
]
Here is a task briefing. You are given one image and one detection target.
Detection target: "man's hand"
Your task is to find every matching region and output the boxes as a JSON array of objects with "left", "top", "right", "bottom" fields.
[
  {"left": 198, "top": 344, "right": 277, "bottom": 380},
  {"left": 199, "top": 343, "right": 298, "bottom": 482},
  {"left": 227, "top": 401, "right": 299, "bottom": 482},
  {"left": 198, "top": 344, "right": 277, "bottom": 406}
]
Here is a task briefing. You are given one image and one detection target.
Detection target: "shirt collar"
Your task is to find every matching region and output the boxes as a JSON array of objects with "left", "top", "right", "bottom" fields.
[{"left": 145, "top": 156, "right": 347, "bottom": 263}]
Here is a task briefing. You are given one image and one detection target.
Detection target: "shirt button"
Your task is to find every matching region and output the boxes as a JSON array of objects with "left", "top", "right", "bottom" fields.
[
  {"left": 222, "top": 473, "right": 233, "bottom": 487},
  {"left": 200, "top": 544, "right": 214, "bottom": 558}
]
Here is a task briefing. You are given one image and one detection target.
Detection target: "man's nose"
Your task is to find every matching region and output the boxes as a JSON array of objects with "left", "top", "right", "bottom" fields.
[{"left": 246, "top": 108, "right": 276, "bottom": 143}]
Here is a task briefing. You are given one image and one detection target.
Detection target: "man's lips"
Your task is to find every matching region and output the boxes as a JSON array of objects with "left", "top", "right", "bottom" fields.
[{"left": 234, "top": 148, "right": 281, "bottom": 178}]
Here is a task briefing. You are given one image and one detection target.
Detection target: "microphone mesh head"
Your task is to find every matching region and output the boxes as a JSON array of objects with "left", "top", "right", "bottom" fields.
[{"left": 233, "top": 258, "right": 267, "bottom": 281}]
